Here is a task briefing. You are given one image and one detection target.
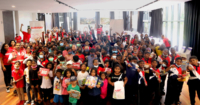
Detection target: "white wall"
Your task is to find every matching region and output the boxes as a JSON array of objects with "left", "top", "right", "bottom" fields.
[
  {"left": 0, "top": 10, "right": 5, "bottom": 43},
  {"left": 15, "top": 11, "right": 38, "bottom": 38}
]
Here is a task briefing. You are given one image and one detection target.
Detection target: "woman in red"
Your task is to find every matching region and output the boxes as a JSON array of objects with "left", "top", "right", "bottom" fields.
[
  {"left": 8, "top": 40, "right": 15, "bottom": 52},
  {"left": 0, "top": 43, "right": 12, "bottom": 92}
]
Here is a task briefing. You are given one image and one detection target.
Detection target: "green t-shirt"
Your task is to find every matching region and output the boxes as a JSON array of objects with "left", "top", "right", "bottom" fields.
[
  {"left": 67, "top": 84, "right": 81, "bottom": 104},
  {"left": 58, "top": 46, "right": 65, "bottom": 52}
]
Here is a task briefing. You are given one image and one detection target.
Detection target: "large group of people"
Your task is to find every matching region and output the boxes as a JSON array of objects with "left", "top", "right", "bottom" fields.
[{"left": 0, "top": 23, "right": 200, "bottom": 105}]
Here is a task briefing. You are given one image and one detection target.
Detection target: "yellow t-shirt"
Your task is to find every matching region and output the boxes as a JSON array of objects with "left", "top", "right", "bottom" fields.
[{"left": 155, "top": 46, "right": 163, "bottom": 56}]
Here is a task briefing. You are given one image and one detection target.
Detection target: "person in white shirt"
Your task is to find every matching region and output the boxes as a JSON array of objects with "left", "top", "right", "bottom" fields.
[{"left": 24, "top": 59, "right": 35, "bottom": 105}]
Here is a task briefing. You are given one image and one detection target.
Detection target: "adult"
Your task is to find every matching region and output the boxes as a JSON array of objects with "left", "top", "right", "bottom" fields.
[
  {"left": 0, "top": 43, "right": 12, "bottom": 92},
  {"left": 8, "top": 43, "right": 25, "bottom": 71},
  {"left": 161, "top": 35, "right": 170, "bottom": 50},
  {"left": 15, "top": 33, "right": 22, "bottom": 43},
  {"left": 8, "top": 40, "right": 15, "bottom": 52},
  {"left": 20, "top": 24, "right": 31, "bottom": 43}
]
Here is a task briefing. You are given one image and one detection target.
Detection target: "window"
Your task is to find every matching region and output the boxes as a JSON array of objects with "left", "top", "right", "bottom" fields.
[
  {"left": 78, "top": 11, "right": 95, "bottom": 32},
  {"left": 143, "top": 12, "right": 151, "bottom": 34},
  {"left": 162, "top": 3, "right": 184, "bottom": 51},
  {"left": 59, "top": 13, "right": 64, "bottom": 28}
]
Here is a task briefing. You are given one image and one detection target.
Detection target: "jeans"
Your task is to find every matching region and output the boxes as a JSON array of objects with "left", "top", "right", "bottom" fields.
[
  {"left": 2, "top": 65, "right": 12, "bottom": 87},
  {"left": 26, "top": 83, "right": 34, "bottom": 101}
]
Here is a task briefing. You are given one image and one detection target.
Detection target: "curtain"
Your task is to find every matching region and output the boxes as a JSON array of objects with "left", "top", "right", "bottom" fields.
[
  {"left": 137, "top": 11, "right": 144, "bottom": 34},
  {"left": 73, "top": 12, "right": 78, "bottom": 30},
  {"left": 184, "top": 0, "right": 200, "bottom": 59},
  {"left": 110, "top": 11, "right": 114, "bottom": 19},
  {"left": 63, "top": 13, "right": 68, "bottom": 32},
  {"left": 52, "top": 13, "right": 59, "bottom": 28},
  {"left": 149, "top": 8, "right": 163, "bottom": 37},
  {"left": 123, "top": 11, "right": 130, "bottom": 30},
  {"left": 95, "top": 12, "right": 100, "bottom": 28}
]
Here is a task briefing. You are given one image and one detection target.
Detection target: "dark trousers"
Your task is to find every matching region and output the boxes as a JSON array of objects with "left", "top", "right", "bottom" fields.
[
  {"left": 26, "top": 83, "right": 35, "bottom": 101},
  {"left": 188, "top": 79, "right": 200, "bottom": 105},
  {"left": 2, "top": 65, "right": 12, "bottom": 87},
  {"left": 77, "top": 88, "right": 87, "bottom": 105},
  {"left": 160, "top": 75, "right": 166, "bottom": 92},
  {"left": 62, "top": 95, "right": 69, "bottom": 105},
  {"left": 42, "top": 88, "right": 52, "bottom": 102},
  {"left": 175, "top": 81, "right": 183, "bottom": 103},
  {"left": 138, "top": 85, "right": 150, "bottom": 105},
  {"left": 112, "top": 98, "right": 125, "bottom": 105},
  {"left": 149, "top": 79, "right": 161, "bottom": 105},
  {"left": 165, "top": 76, "right": 178, "bottom": 105},
  {"left": 125, "top": 84, "right": 137, "bottom": 105},
  {"left": 100, "top": 97, "right": 107, "bottom": 105},
  {"left": 87, "top": 95, "right": 100, "bottom": 105}
]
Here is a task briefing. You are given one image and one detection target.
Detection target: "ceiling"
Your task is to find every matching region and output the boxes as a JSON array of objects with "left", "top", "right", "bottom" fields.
[{"left": 0, "top": 0, "right": 189, "bottom": 13}]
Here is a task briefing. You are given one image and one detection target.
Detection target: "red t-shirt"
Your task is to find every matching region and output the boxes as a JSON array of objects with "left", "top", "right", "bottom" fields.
[
  {"left": 12, "top": 69, "right": 24, "bottom": 88},
  {"left": 97, "top": 27, "right": 102, "bottom": 35},
  {"left": 0, "top": 51, "right": 11, "bottom": 65},
  {"left": 76, "top": 54, "right": 85, "bottom": 63},
  {"left": 97, "top": 67, "right": 105, "bottom": 75},
  {"left": 163, "top": 38, "right": 170, "bottom": 47},
  {"left": 22, "top": 31, "right": 31, "bottom": 43},
  {"left": 15, "top": 36, "right": 22, "bottom": 43},
  {"left": 72, "top": 62, "right": 81, "bottom": 70},
  {"left": 39, "top": 59, "right": 49, "bottom": 67}
]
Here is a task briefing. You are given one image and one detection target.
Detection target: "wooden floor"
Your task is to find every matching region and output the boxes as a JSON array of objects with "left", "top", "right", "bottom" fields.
[{"left": 0, "top": 68, "right": 200, "bottom": 105}]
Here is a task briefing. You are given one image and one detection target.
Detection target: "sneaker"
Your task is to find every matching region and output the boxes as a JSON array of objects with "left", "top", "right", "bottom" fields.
[
  {"left": 24, "top": 100, "right": 30, "bottom": 104},
  {"left": 9, "top": 85, "right": 14, "bottom": 89},
  {"left": 31, "top": 100, "right": 34, "bottom": 105},
  {"left": 6, "top": 88, "right": 10, "bottom": 93}
]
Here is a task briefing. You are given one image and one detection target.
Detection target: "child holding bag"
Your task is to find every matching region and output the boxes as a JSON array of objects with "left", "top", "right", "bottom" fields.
[{"left": 108, "top": 64, "right": 128, "bottom": 105}]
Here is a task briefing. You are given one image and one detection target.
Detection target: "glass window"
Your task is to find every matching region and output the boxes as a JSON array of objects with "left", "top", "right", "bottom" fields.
[
  {"left": 163, "top": 22, "right": 166, "bottom": 35},
  {"left": 180, "top": 3, "right": 185, "bottom": 21},
  {"left": 100, "top": 11, "right": 110, "bottom": 32},
  {"left": 179, "top": 22, "right": 184, "bottom": 50},
  {"left": 168, "top": 6, "right": 172, "bottom": 21},
  {"left": 174, "top": 5, "right": 178, "bottom": 21},
  {"left": 172, "top": 22, "right": 178, "bottom": 47},
  {"left": 167, "top": 22, "right": 171, "bottom": 40}
]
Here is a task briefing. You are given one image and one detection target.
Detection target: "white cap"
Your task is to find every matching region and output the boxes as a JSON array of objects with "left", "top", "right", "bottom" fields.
[
  {"left": 66, "top": 60, "right": 73, "bottom": 65},
  {"left": 180, "top": 53, "right": 187, "bottom": 58}
]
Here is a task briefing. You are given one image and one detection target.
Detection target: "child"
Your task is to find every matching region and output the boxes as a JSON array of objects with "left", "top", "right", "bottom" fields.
[
  {"left": 87, "top": 68, "right": 103, "bottom": 105},
  {"left": 149, "top": 59, "right": 161, "bottom": 105},
  {"left": 40, "top": 62, "right": 54, "bottom": 105},
  {"left": 187, "top": 56, "right": 200, "bottom": 105},
  {"left": 100, "top": 72, "right": 108, "bottom": 105},
  {"left": 125, "top": 56, "right": 138, "bottom": 105},
  {"left": 29, "top": 60, "right": 42, "bottom": 104},
  {"left": 160, "top": 60, "right": 169, "bottom": 95},
  {"left": 77, "top": 64, "right": 89, "bottom": 105},
  {"left": 24, "top": 59, "right": 35, "bottom": 105},
  {"left": 12, "top": 61, "right": 25, "bottom": 105},
  {"left": 67, "top": 76, "right": 81, "bottom": 105},
  {"left": 137, "top": 60, "right": 150, "bottom": 105},
  {"left": 53, "top": 69, "right": 63, "bottom": 105},
  {"left": 55, "top": 56, "right": 67, "bottom": 74},
  {"left": 62, "top": 69, "right": 72, "bottom": 105},
  {"left": 165, "top": 57, "right": 184, "bottom": 105},
  {"left": 108, "top": 64, "right": 128, "bottom": 105},
  {"left": 71, "top": 55, "right": 82, "bottom": 71},
  {"left": 104, "top": 60, "right": 112, "bottom": 76}
]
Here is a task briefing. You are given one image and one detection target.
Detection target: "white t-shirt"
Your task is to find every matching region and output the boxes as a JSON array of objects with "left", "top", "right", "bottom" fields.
[
  {"left": 53, "top": 76, "right": 63, "bottom": 95},
  {"left": 41, "top": 71, "right": 53, "bottom": 89},
  {"left": 24, "top": 67, "right": 30, "bottom": 83},
  {"left": 77, "top": 71, "right": 89, "bottom": 87}
]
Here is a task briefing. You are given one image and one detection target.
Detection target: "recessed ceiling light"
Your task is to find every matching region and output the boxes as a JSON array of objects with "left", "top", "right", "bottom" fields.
[{"left": 12, "top": 5, "right": 15, "bottom": 8}]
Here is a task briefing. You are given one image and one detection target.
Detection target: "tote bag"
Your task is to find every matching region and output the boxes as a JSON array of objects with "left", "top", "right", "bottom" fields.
[{"left": 112, "top": 74, "right": 125, "bottom": 99}]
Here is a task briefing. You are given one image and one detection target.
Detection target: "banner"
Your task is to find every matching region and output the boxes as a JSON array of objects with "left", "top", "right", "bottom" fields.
[{"left": 30, "top": 21, "right": 44, "bottom": 42}]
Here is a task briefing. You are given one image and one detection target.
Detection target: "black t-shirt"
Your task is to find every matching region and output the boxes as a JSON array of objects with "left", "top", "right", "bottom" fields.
[{"left": 109, "top": 73, "right": 126, "bottom": 82}]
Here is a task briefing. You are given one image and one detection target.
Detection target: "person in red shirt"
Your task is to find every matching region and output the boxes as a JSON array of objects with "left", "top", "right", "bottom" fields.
[
  {"left": 12, "top": 61, "right": 25, "bottom": 105},
  {"left": 7, "top": 43, "right": 25, "bottom": 71},
  {"left": 161, "top": 35, "right": 170, "bottom": 50},
  {"left": 20, "top": 24, "right": 31, "bottom": 43},
  {"left": 8, "top": 40, "right": 15, "bottom": 52},
  {"left": 97, "top": 25, "right": 103, "bottom": 35},
  {"left": 0, "top": 43, "right": 12, "bottom": 92},
  {"left": 38, "top": 51, "right": 49, "bottom": 67},
  {"left": 76, "top": 50, "right": 85, "bottom": 63},
  {"left": 15, "top": 34, "right": 22, "bottom": 43}
]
